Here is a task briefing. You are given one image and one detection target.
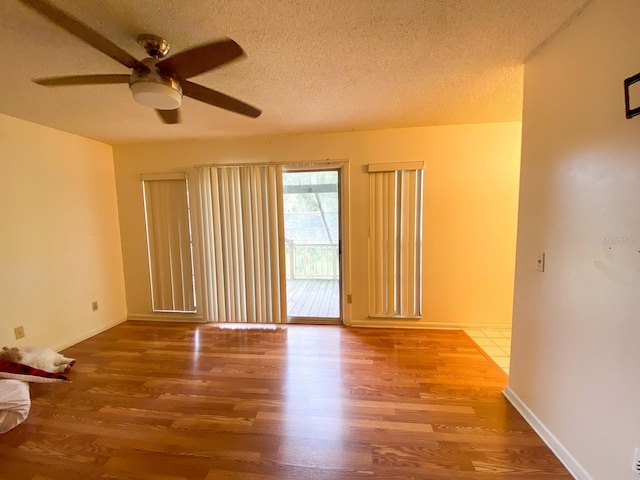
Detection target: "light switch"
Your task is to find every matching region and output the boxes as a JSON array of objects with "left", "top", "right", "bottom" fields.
[{"left": 537, "top": 252, "right": 546, "bottom": 272}]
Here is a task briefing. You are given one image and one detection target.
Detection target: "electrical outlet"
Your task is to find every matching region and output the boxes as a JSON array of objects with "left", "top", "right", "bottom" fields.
[
  {"left": 92, "top": 301, "right": 99, "bottom": 312},
  {"left": 14, "top": 326, "right": 25, "bottom": 340},
  {"left": 633, "top": 447, "right": 640, "bottom": 476},
  {"left": 536, "top": 251, "right": 546, "bottom": 272}
]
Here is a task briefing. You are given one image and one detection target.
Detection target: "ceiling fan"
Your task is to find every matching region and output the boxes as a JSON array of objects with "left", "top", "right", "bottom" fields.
[{"left": 19, "top": 0, "right": 261, "bottom": 124}]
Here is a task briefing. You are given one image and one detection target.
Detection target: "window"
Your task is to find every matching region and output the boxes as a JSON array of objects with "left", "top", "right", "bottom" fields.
[
  {"left": 368, "top": 162, "right": 423, "bottom": 318},
  {"left": 142, "top": 173, "right": 196, "bottom": 313}
]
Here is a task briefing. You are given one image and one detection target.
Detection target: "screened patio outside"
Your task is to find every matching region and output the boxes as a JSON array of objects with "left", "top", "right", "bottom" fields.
[{"left": 283, "top": 171, "right": 340, "bottom": 320}]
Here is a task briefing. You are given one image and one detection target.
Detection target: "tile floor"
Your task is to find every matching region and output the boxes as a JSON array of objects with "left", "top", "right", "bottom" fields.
[{"left": 464, "top": 328, "right": 511, "bottom": 375}]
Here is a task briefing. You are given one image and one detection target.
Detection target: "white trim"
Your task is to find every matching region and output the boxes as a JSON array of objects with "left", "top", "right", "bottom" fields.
[
  {"left": 339, "top": 162, "right": 351, "bottom": 327},
  {"left": 503, "top": 387, "right": 590, "bottom": 480},
  {"left": 127, "top": 313, "right": 205, "bottom": 323},
  {"left": 52, "top": 317, "right": 126, "bottom": 352},
  {"left": 141, "top": 172, "right": 187, "bottom": 181},
  {"left": 349, "top": 319, "right": 513, "bottom": 330},
  {"left": 349, "top": 318, "right": 511, "bottom": 330},
  {"left": 367, "top": 161, "right": 424, "bottom": 172}
]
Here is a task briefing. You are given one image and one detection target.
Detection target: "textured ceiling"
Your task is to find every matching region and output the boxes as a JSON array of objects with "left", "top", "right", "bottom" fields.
[{"left": 0, "top": 0, "right": 590, "bottom": 145}]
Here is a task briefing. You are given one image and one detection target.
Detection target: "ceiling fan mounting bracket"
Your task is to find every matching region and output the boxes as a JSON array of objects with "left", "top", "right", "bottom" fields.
[
  {"left": 130, "top": 61, "right": 182, "bottom": 93},
  {"left": 137, "top": 34, "right": 170, "bottom": 58}
]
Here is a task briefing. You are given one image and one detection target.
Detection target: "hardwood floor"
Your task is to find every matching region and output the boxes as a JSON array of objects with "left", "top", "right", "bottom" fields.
[{"left": 0, "top": 322, "right": 571, "bottom": 479}]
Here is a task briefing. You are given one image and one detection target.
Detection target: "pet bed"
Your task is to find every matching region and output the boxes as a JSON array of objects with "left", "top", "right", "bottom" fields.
[
  {"left": 0, "top": 359, "right": 70, "bottom": 383},
  {"left": 0, "top": 360, "right": 70, "bottom": 434},
  {"left": 0, "top": 379, "right": 30, "bottom": 434}
]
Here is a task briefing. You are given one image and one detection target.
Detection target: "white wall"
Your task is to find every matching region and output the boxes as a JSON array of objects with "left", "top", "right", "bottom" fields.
[
  {"left": 0, "top": 114, "right": 127, "bottom": 350},
  {"left": 113, "top": 122, "right": 521, "bottom": 328},
  {"left": 508, "top": 0, "right": 640, "bottom": 478}
]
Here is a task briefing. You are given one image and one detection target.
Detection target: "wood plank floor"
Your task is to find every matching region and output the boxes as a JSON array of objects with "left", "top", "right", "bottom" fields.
[
  {"left": 286, "top": 279, "right": 339, "bottom": 318},
  {"left": 0, "top": 322, "right": 572, "bottom": 479}
]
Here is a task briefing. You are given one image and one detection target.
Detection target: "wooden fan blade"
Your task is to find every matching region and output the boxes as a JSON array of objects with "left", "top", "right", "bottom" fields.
[
  {"left": 34, "top": 74, "right": 130, "bottom": 86},
  {"left": 156, "top": 109, "right": 181, "bottom": 124},
  {"left": 157, "top": 38, "right": 245, "bottom": 79},
  {"left": 182, "top": 81, "right": 261, "bottom": 118},
  {"left": 19, "top": 0, "right": 142, "bottom": 69}
]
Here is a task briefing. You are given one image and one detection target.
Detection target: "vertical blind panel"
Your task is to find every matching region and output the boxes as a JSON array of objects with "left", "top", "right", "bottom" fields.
[
  {"left": 197, "top": 171, "right": 216, "bottom": 321},
  {"left": 368, "top": 169, "right": 423, "bottom": 317},
  {"left": 197, "top": 165, "right": 285, "bottom": 323},
  {"left": 143, "top": 179, "right": 196, "bottom": 312}
]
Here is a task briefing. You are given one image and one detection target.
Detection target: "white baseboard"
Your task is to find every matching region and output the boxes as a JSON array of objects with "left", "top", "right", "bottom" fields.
[
  {"left": 127, "top": 313, "right": 205, "bottom": 323},
  {"left": 502, "top": 386, "right": 592, "bottom": 480},
  {"left": 349, "top": 319, "right": 511, "bottom": 330},
  {"left": 53, "top": 317, "right": 127, "bottom": 352}
]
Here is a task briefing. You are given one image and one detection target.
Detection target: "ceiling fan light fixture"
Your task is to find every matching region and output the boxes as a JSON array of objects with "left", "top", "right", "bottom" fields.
[
  {"left": 24, "top": 0, "right": 260, "bottom": 123},
  {"left": 130, "top": 80, "right": 182, "bottom": 110}
]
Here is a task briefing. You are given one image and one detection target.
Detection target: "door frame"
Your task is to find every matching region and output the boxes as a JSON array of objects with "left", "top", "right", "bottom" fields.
[{"left": 282, "top": 161, "right": 350, "bottom": 325}]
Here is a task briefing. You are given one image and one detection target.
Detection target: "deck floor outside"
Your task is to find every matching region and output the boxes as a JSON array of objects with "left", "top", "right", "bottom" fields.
[{"left": 286, "top": 278, "right": 339, "bottom": 319}]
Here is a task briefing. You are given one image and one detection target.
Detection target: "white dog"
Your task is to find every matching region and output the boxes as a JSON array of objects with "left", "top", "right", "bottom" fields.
[{"left": 0, "top": 346, "right": 76, "bottom": 374}]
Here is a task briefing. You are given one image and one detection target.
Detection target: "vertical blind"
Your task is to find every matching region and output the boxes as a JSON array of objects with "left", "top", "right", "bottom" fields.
[
  {"left": 197, "top": 165, "right": 287, "bottom": 323},
  {"left": 142, "top": 174, "right": 196, "bottom": 312},
  {"left": 368, "top": 163, "right": 423, "bottom": 317}
]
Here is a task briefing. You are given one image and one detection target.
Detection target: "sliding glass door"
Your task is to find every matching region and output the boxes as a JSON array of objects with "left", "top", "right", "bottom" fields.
[
  {"left": 283, "top": 170, "right": 341, "bottom": 323},
  {"left": 156, "top": 164, "right": 346, "bottom": 324}
]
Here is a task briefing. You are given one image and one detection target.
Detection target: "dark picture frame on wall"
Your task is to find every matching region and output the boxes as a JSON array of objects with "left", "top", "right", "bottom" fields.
[{"left": 624, "top": 72, "right": 640, "bottom": 119}]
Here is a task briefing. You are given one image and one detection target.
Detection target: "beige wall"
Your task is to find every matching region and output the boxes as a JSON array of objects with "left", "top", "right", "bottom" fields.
[
  {"left": 509, "top": 0, "right": 640, "bottom": 478},
  {"left": 114, "top": 122, "right": 521, "bottom": 328},
  {"left": 0, "top": 114, "right": 127, "bottom": 350}
]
